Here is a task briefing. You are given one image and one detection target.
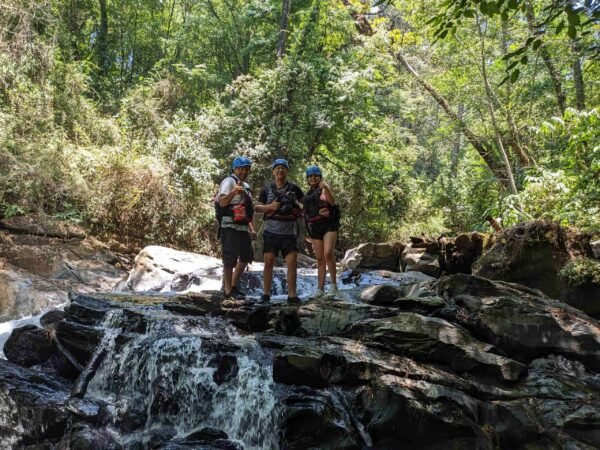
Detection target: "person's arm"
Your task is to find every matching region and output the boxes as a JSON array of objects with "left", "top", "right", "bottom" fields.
[
  {"left": 293, "top": 185, "right": 304, "bottom": 210},
  {"left": 219, "top": 179, "right": 244, "bottom": 207},
  {"left": 319, "top": 181, "right": 335, "bottom": 204},
  {"left": 248, "top": 221, "right": 257, "bottom": 239},
  {"left": 255, "top": 187, "right": 280, "bottom": 214}
]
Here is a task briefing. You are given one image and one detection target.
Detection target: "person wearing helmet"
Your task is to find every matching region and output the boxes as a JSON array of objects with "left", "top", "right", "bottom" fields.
[
  {"left": 218, "top": 156, "right": 255, "bottom": 299},
  {"left": 303, "top": 165, "right": 340, "bottom": 299},
  {"left": 255, "top": 158, "right": 304, "bottom": 303}
]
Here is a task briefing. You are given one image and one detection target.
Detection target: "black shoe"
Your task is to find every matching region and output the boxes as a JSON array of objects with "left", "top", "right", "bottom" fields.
[
  {"left": 287, "top": 296, "right": 301, "bottom": 304},
  {"left": 258, "top": 294, "right": 271, "bottom": 303},
  {"left": 230, "top": 286, "right": 246, "bottom": 300}
]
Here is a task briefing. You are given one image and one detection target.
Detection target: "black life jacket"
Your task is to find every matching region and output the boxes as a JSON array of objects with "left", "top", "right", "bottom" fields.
[
  {"left": 213, "top": 175, "right": 254, "bottom": 226},
  {"left": 265, "top": 182, "right": 302, "bottom": 222},
  {"left": 303, "top": 188, "right": 333, "bottom": 222}
]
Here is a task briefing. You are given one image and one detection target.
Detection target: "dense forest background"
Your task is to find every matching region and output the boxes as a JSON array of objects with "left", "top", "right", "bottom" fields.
[{"left": 1, "top": 0, "right": 598, "bottom": 253}]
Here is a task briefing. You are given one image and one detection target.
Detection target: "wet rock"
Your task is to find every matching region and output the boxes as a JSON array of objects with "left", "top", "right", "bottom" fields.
[
  {"left": 269, "top": 301, "right": 396, "bottom": 336},
  {"left": 436, "top": 274, "right": 600, "bottom": 371},
  {"left": 473, "top": 221, "right": 598, "bottom": 314},
  {"left": 281, "top": 387, "right": 361, "bottom": 450},
  {"left": 0, "top": 359, "right": 71, "bottom": 447},
  {"left": 264, "top": 334, "right": 474, "bottom": 391},
  {"left": 3, "top": 324, "right": 53, "bottom": 367},
  {"left": 359, "top": 284, "right": 444, "bottom": 313},
  {"left": 352, "top": 374, "right": 490, "bottom": 449},
  {"left": 40, "top": 309, "right": 66, "bottom": 328},
  {"left": 55, "top": 320, "right": 105, "bottom": 366},
  {"left": 341, "top": 242, "right": 405, "bottom": 272},
  {"left": 158, "top": 427, "right": 243, "bottom": 450},
  {"left": 56, "top": 423, "right": 121, "bottom": 450},
  {"left": 344, "top": 313, "right": 526, "bottom": 381},
  {"left": 401, "top": 243, "right": 441, "bottom": 277},
  {"left": 221, "top": 299, "right": 269, "bottom": 332},
  {"left": 355, "top": 269, "right": 435, "bottom": 286},
  {"left": 66, "top": 293, "right": 113, "bottom": 325},
  {"left": 125, "top": 425, "right": 177, "bottom": 449}
]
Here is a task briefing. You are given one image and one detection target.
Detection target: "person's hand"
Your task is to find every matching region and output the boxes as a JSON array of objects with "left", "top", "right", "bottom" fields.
[
  {"left": 233, "top": 181, "right": 245, "bottom": 195},
  {"left": 319, "top": 181, "right": 330, "bottom": 190},
  {"left": 269, "top": 201, "right": 281, "bottom": 212},
  {"left": 249, "top": 230, "right": 257, "bottom": 240}
]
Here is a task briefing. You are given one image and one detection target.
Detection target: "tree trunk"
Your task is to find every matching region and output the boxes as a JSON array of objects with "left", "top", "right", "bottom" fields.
[
  {"left": 525, "top": 1, "right": 566, "bottom": 115},
  {"left": 572, "top": 41, "right": 586, "bottom": 110},
  {"left": 475, "top": 15, "right": 518, "bottom": 195},
  {"left": 395, "top": 52, "right": 510, "bottom": 189},
  {"left": 276, "top": 0, "right": 291, "bottom": 59},
  {"left": 500, "top": 19, "right": 533, "bottom": 167},
  {"left": 450, "top": 104, "right": 465, "bottom": 172},
  {"left": 98, "top": 0, "right": 109, "bottom": 76}
]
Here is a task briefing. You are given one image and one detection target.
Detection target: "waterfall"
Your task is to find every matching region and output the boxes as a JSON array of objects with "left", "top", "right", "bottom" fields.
[{"left": 86, "top": 311, "right": 281, "bottom": 449}]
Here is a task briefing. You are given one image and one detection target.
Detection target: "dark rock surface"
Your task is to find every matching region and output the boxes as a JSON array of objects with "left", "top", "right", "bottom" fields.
[
  {"left": 1, "top": 270, "right": 599, "bottom": 449},
  {"left": 473, "top": 221, "right": 599, "bottom": 317}
]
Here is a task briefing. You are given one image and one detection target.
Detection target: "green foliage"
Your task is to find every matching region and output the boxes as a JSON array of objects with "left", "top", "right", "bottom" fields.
[
  {"left": 0, "top": 0, "right": 598, "bottom": 254},
  {"left": 559, "top": 258, "right": 600, "bottom": 287}
]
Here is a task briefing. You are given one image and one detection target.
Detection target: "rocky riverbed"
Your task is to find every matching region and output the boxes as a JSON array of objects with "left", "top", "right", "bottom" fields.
[
  {"left": 1, "top": 218, "right": 599, "bottom": 449},
  {"left": 2, "top": 268, "right": 600, "bottom": 449}
]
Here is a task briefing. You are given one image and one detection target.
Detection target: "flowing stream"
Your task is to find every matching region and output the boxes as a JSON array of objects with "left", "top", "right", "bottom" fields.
[{"left": 86, "top": 309, "right": 281, "bottom": 449}]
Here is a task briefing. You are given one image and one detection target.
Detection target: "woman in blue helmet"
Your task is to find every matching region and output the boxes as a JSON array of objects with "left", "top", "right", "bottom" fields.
[{"left": 303, "top": 165, "right": 339, "bottom": 298}]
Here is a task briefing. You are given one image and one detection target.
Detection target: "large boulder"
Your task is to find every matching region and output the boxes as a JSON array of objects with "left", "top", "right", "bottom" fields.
[
  {"left": 3, "top": 324, "right": 53, "bottom": 367},
  {"left": 436, "top": 273, "right": 600, "bottom": 371},
  {"left": 473, "top": 221, "right": 599, "bottom": 316},
  {"left": 118, "top": 246, "right": 223, "bottom": 293},
  {"left": 0, "top": 267, "right": 68, "bottom": 321},
  {"left": 439, "top": 232, "right": 488, "bottom": 274},
  {"left": 400, "top": 238, "right": 441, "bottom": 277},
  {"left": 0, "top": 359, "right": 72, "bottom": 447},
  {"left": 341, "top": 242, "right": 405, "bottom": 271},
  {"left": 343, "top": 313, "right": 526, "bottom": 382}
]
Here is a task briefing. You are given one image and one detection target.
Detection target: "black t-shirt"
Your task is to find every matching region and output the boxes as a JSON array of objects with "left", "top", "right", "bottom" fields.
[{"left": 259, "top": 182, "right": 304, "bottom": 235}]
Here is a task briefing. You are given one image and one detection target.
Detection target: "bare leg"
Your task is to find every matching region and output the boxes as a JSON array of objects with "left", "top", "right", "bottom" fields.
[
  {"left": 223, "top": 265, "right": 234, "bottom": 295},
  {"left": 232, "top": 261, "right": 248, "bottom": 290},
  {"left": 263, "top": 253, "right": 276, "bottom": 296},
  {"left": 285, "top": 251, "right": 298, "bottom": 297},
  {"left": 323, "top": 231, "right": 338, "bottom": 286},
  {"left": 311, "top": 239, "right": 326, "bottom": 290}
]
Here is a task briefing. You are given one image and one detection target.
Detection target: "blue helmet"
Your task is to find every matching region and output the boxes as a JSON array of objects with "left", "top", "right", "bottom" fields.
[
  {"left": 232, "top": 156, "right": 252, "bottom": 169},
  {"left": 272, "top": 158, "right": 289, "bottom": 170},
  {"left": 305, "top": 165, "right": 322, "bottom": 177}
]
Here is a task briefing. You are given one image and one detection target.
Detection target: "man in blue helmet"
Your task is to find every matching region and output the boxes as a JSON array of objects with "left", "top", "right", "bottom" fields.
[
  {"left": 218, "top": 156, "right": 255, "bottom": 299},
  {"left": 255, "top": 158, "right": 304, "bottom": 303}
]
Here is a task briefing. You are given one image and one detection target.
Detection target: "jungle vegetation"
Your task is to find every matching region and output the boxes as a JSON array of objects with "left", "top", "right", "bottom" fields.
[{"left": 1, "top": 0, "right": 598, "bottom": 252}]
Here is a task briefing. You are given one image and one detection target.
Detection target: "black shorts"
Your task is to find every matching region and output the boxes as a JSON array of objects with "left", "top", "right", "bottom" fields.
[
  {"left": 307, "top": 219, "right": 339, "bottom": 240},
  {"left": 263, "top": 231, "right": 297, "bottom": 258},
  {"left": 221, "top": 228, "right": 253, "bottom": 267}
]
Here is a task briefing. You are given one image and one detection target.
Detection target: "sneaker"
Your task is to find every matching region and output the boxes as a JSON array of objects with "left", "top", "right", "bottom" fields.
[
  {"left": 325, "top": 285, "right": 339, "bottom": 299},
  {"left": 230, "top": 286, "right": 247, "bottom": 300},
  {"left": 258, "top": 294, "right": 271, "bottom": 303},
  {"left": 287, "top": 296, "right": 301, "bottom": 304},
  {"left": 310, "top": 288, "right": 325, "bottom": 300}
]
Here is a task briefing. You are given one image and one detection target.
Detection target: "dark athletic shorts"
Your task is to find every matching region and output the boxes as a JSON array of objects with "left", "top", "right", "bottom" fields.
[
  {"left": 221, "top": 228, "right": 253, "bottom": 267},
  {"left": 263, "top": 231, "right": 297, "bottom": 258},
  {"left": 307, "top": 219, "right": 339, "bottom": 240}
]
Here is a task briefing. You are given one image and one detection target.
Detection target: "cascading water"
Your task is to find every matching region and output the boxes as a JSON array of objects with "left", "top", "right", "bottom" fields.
[{"left": 86, "top": 309, "right": 281, "bottom": 449}]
